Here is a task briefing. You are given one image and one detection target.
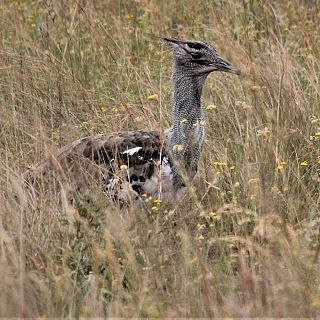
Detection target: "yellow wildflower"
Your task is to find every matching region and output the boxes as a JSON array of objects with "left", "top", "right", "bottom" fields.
[
  {"left": 208, "top": 212, "right": 217, "bottom": 218},
  {"left": 257, "top": 127, "right": 271, "bottom": 138},
  {"left": 151, "top": 206, "right": 158, "bottom": 212},
  {"left": 180, "top": 119, "right": 188, "bottom": 124},
  {"left": 229, "top": 165, "right": 235, "bottom": 170},
  {"left": 147, "top": 94, "right": 158, "bottom": 101},
  {"left": 153, "top": 199, "right": 162, "bottom": 205},
  {"left": 81, "top": 121, "right": 88, "bottom": 127},
  {"left": 277, "top": 161, "right": 287, "bottom": 170},
  {"left": 300, "top": 160, "right": 308, "bottom": 166},
  {"left": 120, "top": 164, "right": 128, "bottom": 170},
  {"left": 205, "top": 104, "right": 217, "bottom": 111},
  {"left": 100, "top": 105, "right": 107, "bottom": 113},
  {"left": 212, "top": 161, "right": 227, "bottom": 167}
]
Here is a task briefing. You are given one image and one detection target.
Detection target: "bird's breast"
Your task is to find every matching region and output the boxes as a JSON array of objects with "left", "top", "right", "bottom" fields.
[{"left": 142, "top": 156, "right": 176, "bottom": 199}]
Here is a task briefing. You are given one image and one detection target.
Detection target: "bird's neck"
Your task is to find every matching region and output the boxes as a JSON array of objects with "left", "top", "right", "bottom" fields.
[
  {"left": 172, "top": 72, "right": 206, "bottom": 129},
  {"left": 165, "top": 66, "right": 208, "bottom": 186}
]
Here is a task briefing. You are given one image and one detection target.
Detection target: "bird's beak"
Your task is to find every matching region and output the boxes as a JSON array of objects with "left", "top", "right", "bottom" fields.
[{"left": 211, "top": 55, "right": 240, "bottom": 75}]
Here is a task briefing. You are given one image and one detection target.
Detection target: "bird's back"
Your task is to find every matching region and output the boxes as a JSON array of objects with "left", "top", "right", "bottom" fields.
[{"left": 23, "top": 130, "right": 173, "bottom": 203}]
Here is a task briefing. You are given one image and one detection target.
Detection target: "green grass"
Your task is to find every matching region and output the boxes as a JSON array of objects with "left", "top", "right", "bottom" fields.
[{"left": 0, "top": 0, "right": 320, "bottom": 317}]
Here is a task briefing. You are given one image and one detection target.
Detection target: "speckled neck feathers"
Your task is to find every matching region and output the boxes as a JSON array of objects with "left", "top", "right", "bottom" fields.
[{"left": 165, "top": 60, "right": 208, "bottom": 188}]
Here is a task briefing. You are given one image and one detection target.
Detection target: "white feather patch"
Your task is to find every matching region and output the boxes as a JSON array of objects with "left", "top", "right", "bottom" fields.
[
  {"left": 142, "top": 157, "right": 176, "bottom": 199},
  {"left": 122, "top": 146, "right": 142, "bottom": 156},
  {"left": 161, "top": 157, "right": 172, "bottom": 176}
]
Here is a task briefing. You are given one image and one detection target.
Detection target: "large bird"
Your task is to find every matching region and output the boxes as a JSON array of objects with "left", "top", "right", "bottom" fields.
[{"left": 23, "top": 38, "right": 239, "bottom": 204}]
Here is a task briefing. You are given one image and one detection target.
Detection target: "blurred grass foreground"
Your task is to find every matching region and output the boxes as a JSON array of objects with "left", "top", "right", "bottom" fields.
[{"left": 0, "top": 0, "right": 320, "bottom": 317}]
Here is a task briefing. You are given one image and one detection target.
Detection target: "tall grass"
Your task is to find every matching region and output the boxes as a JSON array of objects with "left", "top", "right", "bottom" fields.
[{"left": 0, "top": 0, "right": 319, "bottom": 317}]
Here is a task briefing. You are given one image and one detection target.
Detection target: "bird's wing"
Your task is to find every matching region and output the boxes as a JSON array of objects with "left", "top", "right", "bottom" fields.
[{"left": 23, "top": 130, "right": 166, "bottom": 199}]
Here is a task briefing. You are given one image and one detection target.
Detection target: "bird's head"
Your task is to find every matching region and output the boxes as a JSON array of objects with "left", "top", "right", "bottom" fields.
[{"left": 164, "top": 38, "right": 240, "bottom": 77}]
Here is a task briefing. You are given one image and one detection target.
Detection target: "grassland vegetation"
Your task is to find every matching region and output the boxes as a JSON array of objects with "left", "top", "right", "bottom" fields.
[{"left": 0, "top": 0, "right": 319, "bottom": 317}]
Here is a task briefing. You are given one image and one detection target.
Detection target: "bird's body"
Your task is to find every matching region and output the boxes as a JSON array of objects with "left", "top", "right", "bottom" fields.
[
  {"left": 24, "top": 130, "right": 177, "bottom": 202},
  {"left": 24, "top": 38, "right": 239, "bottom": 203}
]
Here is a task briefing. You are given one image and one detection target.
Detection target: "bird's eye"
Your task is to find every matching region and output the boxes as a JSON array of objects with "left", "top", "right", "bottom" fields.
[
  {"left": 190, "top": 52, "right": 202, "bottom": 59},
  {"left": 187, "top": 42, "right": 204, "bottom": 50}
]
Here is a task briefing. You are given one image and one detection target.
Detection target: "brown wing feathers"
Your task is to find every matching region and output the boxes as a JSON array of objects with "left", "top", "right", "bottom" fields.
[{"left": 23, "top": 130, "right": 165, "bottom": 199}]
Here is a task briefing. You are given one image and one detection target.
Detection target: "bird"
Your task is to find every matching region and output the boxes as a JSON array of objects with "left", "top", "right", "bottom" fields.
[{"left": 23, "top": 38, "right": 239, "bottom": 205}]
